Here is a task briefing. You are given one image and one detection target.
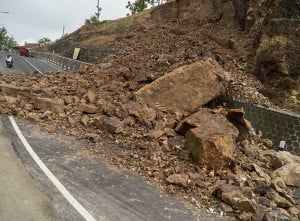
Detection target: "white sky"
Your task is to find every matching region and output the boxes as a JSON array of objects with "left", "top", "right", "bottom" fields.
[{"left": 0, "top": 0, "right": 129, "bottom": 45}]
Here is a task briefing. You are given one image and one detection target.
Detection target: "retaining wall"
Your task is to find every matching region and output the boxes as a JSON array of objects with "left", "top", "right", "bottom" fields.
[
  {"left": 217, "top": 97, "right": 300, "bottom": 155},
  {"left": 35, "top": 52, "right": 92, "bottom": 71}
]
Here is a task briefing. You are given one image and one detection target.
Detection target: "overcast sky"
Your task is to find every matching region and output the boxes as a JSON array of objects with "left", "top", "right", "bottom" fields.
[{"left": 0, "top": 0, "right": 129, "bottom": 45}]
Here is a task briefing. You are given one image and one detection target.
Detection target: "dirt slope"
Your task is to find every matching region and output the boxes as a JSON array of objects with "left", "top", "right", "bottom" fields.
[{"left": 47, "top": 0, "right": 299, "bottom": 112}]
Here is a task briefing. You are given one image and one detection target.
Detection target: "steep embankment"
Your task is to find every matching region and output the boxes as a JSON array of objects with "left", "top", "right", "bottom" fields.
[{"left": 48, "top": 0, "right": 300, "bottom": 112}]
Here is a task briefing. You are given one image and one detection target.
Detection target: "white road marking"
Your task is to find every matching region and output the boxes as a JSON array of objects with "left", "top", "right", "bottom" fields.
[
  {"left": 22, "top": 57, "right": 43, "bottom": 74},
  {"left": 9, "top": 116, "right": 97, "bottom": 221}
]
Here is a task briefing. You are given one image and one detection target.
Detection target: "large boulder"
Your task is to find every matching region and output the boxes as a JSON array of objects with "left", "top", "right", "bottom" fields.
[
  {"left": 181, "top": 109, "right": 238, "bottom": 169},
  {"left": 135, "top": 59, "right": 230, "bottom": 113}
]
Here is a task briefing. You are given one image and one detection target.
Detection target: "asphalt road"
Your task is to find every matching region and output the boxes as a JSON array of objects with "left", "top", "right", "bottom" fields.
[
  {"left": 1, "top": 116, "right": 223, "bottom": 221},
  {"left": 0, "top": 52, "right": 60, "bottom": 74},
  {"left": 0, "top": 120, "right": 59, "bottom": 221}
]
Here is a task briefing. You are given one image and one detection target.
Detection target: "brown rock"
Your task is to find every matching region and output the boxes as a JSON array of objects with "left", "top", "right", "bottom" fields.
[
  {"left": 238, "top": 212, "right": 252, "bottom": 221},
  {"left": 219, "top": 202, "right": 233, "bottom": 213},
  {"left": 185, "top": 128, "right": 236, "bottom": 170},
  {"left": 77, "top": 103, "right": 98, "bottom": 114},
  {"left": 272, "top": 163, "right": 300, "bottom": 188},
  {"left": 0, "top": 84, "right": 32, "bottom": 97},
  {"left": 64, "top": 96, "right": 73, "bottom": 105},
  {"left": 146, "top": 129, "right": 166, "bottom": 139},
  {"left": 264, "top": 151, "right": 300, "bottom": 169},
  {"left": 166, "top": 174, "right": 189, "bottom": 187},
  {"left": 214, "top": 184, "right": 256, "bottom": 213},
  {"left": 124, "top": 102, "right": 156, "bottom": 125},
  {"left": 188, "top": 172, "right": 204, "bottom": 181},
  {"left": 95, "top": 115, "right": 123, "bottom": 133},
  {"left": 257, "top": 196, "right": 272, "bottom": 208},
  {"left": 83, "top": 91, "right": 96, "bottom": 104},
  {"left": 135, "top": 58, "right": 230, "bottom": 113},
  {"left": 176, "top": 108, "right": 239, "bottom": 136},
  {"left": 266, "top": 190, "right": 293, "bottom": 209},
  {"left": 226, "top": 108, "right": 255, "bottom": 135},
  {"left": 28, "top": 113, "right": 40, "bottom": 122},
  {"left": 68, "top": 116, "right": 76, "bottom": 126},
  {"left": 34, "top": 97, "right": 64, "bottom": 114},
  {"left": 0, "top": 107, "right": 10, "bottom": 114},
  {"left": 85, "top": 133, "right": 99, "bottom": 143},
  {"left": 4, "top": 96, "right": 19, "bottom": 104},
  {"left": 252, "top": 164, "right": 271, "bottom": 184},
  {"left": 81, "top": 115, "right": 89, "bottom": 127},
  {"left": 43, "top": 124, "right": 56, "bottom": 133},
  {"left": 287, "top": 207, "right": 299, "bottom": 216}
]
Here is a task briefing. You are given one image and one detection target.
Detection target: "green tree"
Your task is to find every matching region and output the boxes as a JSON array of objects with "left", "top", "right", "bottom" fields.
[
  {"left": 85, "top": 15, "right": 100, "bottom": 25},
  {"left": 0, "top": 27, "right": 16, "bottom": 51},
  {"left": 38, "top": 37, "right": 51, "bottom": 47},
  {"left": 126, "top": 0, "right": 148, "bottom": 15},
  {"left": 126, "top": 0, "right": 167, "bottom": 15}
]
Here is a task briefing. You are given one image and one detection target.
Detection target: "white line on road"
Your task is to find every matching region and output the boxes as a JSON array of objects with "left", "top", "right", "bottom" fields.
[
  {"left": 9, "top": 116, "right": 97, "bottom": 221},
  {"left": 22, "top": 57, "right": 43, "bottom": 74}
]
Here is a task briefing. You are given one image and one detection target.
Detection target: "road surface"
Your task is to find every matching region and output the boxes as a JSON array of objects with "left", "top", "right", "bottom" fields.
[
  {"left": 0, "top": 52, "right": 60, "bottom": 73},
  {"left": 0, "top": 53, "right": 222, "bottom": 221}
]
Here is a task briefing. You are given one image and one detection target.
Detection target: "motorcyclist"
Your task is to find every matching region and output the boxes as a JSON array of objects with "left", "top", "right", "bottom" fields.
[{"left": 5, "top": 54, "right": 13, "bottom": 67}]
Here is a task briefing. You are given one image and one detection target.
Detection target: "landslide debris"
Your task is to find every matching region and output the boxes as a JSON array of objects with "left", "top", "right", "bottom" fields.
[
  {"left": 1, "top": 0, "right": 299, "bottom": 220},
  {"left": 0, "top": 61, "right": 300, "bottom": 220}
]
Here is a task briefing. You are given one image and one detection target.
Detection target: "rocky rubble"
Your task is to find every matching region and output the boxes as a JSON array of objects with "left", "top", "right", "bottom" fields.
[
  {"left": 0, "top": 61, "right": 299, "bottom": 220},
  {"left": 0, "top": 1, "right": 299, "bottom": 220}
]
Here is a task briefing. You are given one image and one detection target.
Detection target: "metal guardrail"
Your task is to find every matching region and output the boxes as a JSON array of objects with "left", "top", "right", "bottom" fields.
[{"left": 34, "top": 52, "right": 93, "bottom": 71}]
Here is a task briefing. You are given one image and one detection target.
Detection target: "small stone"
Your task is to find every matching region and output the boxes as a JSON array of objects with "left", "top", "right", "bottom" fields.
[
  {"left": 43, "top": 125, "right": 56, "bottom": 133},
  {"left": 68, "top": 116, "right": 76, "bottom": 125},
  {"left": 188, "top": 172, "right": 204, "bottom": 181},
  {"left": 219, "top": 202, "right": 233, "bottom": 213},
  {"left": 77, "top": 103, "right": 98, "bottom": 114},
  {"left": 130, "top": 153, "right": 139, "bottom": 159},
  {"left": 287, "top": 207, "right": 299, "bottom": 216},
  {"left": 166, "top": 174, "right": 189, "bottom": 187},
  {"left": 95, "top": 115, "right": 123, "bottom": 133},
  {"left": 81, "top": 115, "right": 89, "bottom": 127},
  {"left": 83, "top": 91, "right": 96, "bottom": 104},
  {"left": 85, "top": 133, "right": 99, "bottom": 143},
  {"left": 208, "top": 171, "right": 215, "bottom": 177},
  {"left": 28, "top": 113, "right": 40, "bottom": 122}
]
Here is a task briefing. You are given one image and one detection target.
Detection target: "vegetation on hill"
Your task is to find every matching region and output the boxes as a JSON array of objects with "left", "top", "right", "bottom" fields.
[{"left": 0, "top": 27, "right": 17, "bottom": 51}]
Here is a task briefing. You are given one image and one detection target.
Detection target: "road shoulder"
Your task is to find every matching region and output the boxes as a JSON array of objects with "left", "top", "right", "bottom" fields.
[{"left": 0, "top": 119, "right": 58, "bottom": 221}]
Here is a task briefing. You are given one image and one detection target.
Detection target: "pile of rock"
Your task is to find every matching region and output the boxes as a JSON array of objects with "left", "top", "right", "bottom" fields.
[{"left": 0, "top": 58, "right": 299, "bottom": 220}]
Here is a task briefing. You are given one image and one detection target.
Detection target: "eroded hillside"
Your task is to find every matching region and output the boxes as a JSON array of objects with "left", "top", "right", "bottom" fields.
[{"left": 47, "top": 0, "right": 300, "bottom": 112}]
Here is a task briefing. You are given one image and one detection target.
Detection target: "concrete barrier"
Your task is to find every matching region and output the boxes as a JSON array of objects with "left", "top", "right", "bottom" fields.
[
  {"left": 34, "top": 52, "right": 93, "bottom": 71},
  {"left": 211, "top": 97, "right": 300, "bottom": 155}
]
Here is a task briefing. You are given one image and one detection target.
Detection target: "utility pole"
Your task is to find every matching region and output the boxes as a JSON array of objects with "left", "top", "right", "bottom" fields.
[
  {"left": 95, "top": 0, "right": 102, "bottom": 21},
  {"left": 62, "top": 26, "right": 65, "bottom": 37}
]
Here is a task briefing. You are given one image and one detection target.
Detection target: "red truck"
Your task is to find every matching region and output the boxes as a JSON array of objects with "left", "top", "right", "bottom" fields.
[{"left": 19, "top": 47, "right": 34, "bottom": 57}]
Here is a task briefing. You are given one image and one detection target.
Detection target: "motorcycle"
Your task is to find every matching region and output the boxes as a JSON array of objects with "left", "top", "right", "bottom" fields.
[{"left": 6, "top": 55, "right": 13, "bottom": 68}]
